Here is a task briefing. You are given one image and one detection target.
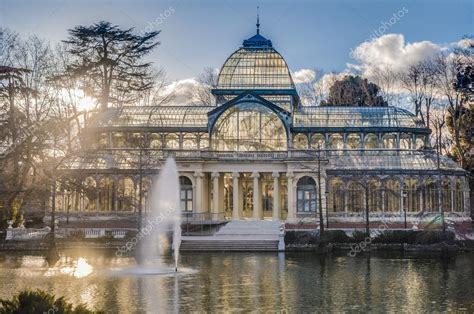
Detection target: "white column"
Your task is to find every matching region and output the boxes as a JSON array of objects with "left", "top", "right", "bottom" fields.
[
  {"left": 287, "top": 172, "right": 295, "bottom": 219},
  {"left": 211, "top": 172, "right": 220, "bottom": 216},
  {"left": 194, "top": 171, "right": 204, "bottom": 213},
  {"left": 251, "top": 172, "right": 261, "bottom": 219},
  {"left": 272, "top": 172, "right": 280, "bottom": 220},
  {"left": 232, "top": 172, "right": 240, "bottom": 220}
]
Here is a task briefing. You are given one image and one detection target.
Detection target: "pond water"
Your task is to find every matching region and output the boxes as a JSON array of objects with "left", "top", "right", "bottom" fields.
[{"left": 0, "top": 250, "right": 473, "bottom": 312}]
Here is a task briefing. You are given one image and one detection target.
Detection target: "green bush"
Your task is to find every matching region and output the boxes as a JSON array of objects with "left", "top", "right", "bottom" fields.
[
  {"left": 350, "top": 231, "right": 368, "bottom": 243},
  {"left": 372, "top": 230, "right": 419, "bottom": 244},
  {"left": 321, "top": 230, "right": 350, "bottom": 243},
  {"left": 0, "top": 289, "right": 100, "bottom": 314},
  {"left": 284, "top": 231, "right": 319, "bottom": 245},
  {"left": 414, "top": 231, "right": 455, "bottom": 244}
]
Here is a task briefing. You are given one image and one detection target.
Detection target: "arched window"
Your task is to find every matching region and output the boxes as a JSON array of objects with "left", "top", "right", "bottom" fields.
[
  {"left": 454, "top": 179, "right": 464, "bottom": 212},
  {"left": 211, "top": 102, "right": 287, "bottom": 151},
  {"left": 328, "top": 177, "right": 344, "bottom": 212},
  {"left": 415, "top": 135, "right": 425, "bottom": 150},
  {"left": 368, "top": 178, "right": 382, "bottom": 212},
  {"left": 82, "top": 177, "right": 97, "bottom": 211},
  {"left": 364, "top": 133, "right": 379, "bottom": 149},
  {"left": 199, "top": 133, "right": 209, "bottom": 149},
  {"left": 328, "top": 134, "right": 343, "bottom": 150},
  {"left": 117, "top": 177, "right": 135, "bottom": 212},
  {"left": 403, "top": 178, "right": 419, "bottom": 212},
  {"left": 347, "top": 181, "right": 364, "bottom": 212},
  {"left": 98, "top": 177, "right": 114, "bottom": 211},
  {"left": 347, "top": 133, "right": 361, "bottom": 149},
  {"left": 112, "top": 132, "right": 125, "bottom": 148},
  {"left": 165, "top": 133, "right": 180, "bottom": 149},
  {"left": 383, "top": 133, "right": 397, "bottom": 149},
  {"left": 400, "top": 133, "right": 412, "bottom": 150},
  {"left": 423, "top": 179, "right": 439, "bottom": 212},
  {"left": 180, "top": 176, "right": 193, "bottom": 212},
  {"left": 310, "top": 133, "right": 325, "bottom": 149},
  {"left": 297, "top": 176, "right": 317, "bottom": 213},
  {"left": 293, "top": 133, "right": 309, "bottom": 149},
  {"left": 149, "top": 133, "right": 162, "bottom": 148},
  {"left": 183, "top": 134, "right": 197, "bottom": 149}
]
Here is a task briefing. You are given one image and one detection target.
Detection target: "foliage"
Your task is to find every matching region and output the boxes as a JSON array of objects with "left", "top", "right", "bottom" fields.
[
  {"left": 414, "top": 230, "right": 455, "bottom": 244},
  {"left": 284, "top": 231, "right": 319, "bottom": 245},
  {"left": 0, "top": 289, "right": 99, "bottom": 314},
  {"left": 61, "top": 21, "right": 160, "bottom": 110},
  {"left": 372, "top": 230, "right": 419, "bottom": 244},
  {"left": 321, "top": 75, "right": 388, "bottom": 107},
  {"left": 350, "top": 231, "right": 368, "bottom": 242},
  {"left": 320, "top": 230, "right": 350, "bottom": 243}
]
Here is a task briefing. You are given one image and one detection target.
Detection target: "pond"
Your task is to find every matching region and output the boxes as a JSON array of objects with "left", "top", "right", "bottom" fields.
[{"left": 0, "top": 250, "right": 472, "bottom": 312}]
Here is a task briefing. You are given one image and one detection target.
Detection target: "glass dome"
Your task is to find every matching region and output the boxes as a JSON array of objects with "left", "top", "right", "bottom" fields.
[{"left": 216, "top": 47, "right": 295, "bottom": 90}]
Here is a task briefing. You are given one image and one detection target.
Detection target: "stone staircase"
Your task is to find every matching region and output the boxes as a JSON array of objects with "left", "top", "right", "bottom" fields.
[{"left": 180, "top": 220, "right": 284, "bottom": 252}]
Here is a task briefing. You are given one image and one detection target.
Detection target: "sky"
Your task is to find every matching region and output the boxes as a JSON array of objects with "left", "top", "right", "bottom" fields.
[{"left": 1, "top": 0, "right": 472, "bottom": 82}]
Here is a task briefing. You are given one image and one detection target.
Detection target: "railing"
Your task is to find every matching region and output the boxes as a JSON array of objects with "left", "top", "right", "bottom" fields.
[
  {"left": 5, "top": 227, "right": 136, "bottom": 240},
  {"left": 181, "top": 211, "right": 227, "bottom": 236}
]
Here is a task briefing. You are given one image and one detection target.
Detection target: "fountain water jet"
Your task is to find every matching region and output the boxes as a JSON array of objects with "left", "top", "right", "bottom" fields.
[{"left": 136, "top": 157, "right": 182, "bottom": 272}]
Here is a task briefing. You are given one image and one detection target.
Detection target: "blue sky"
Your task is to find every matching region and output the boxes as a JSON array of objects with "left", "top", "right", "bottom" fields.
[{"left": 1, "top": 0, "right": 472, "bottom": 80}]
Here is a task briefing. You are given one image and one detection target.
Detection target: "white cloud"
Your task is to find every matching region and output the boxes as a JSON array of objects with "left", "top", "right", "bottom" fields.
[
  {"left": 292, "top": 69, "right": 316, "bottom": 84},
  {"left": 457, "top": 38, "right": 474, "bottom": 49},
  {"left": 157, "top": 78, "right": 201, "bottom": 105},
  {"left": 351, "top": 34, "right": 442, "bottom": 78}
]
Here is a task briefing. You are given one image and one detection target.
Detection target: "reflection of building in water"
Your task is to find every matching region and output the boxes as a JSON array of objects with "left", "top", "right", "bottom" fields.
[{"left": 56, "top": 22, "right": 470, "bottom": 223}]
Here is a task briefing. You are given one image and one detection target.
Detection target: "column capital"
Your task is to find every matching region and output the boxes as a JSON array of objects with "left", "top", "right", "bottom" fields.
[
  {"left": 232, "top": 172, "right": 240, "bottom": 179},
  {"left": 211, "top": 172, "right": 220, "bottom": 178},
  {"left": 286, "top": 171, "right": 294, "bottom": 179},
  {"left": 194, "top": 171, "right": 204, "bottom": 178},
  {"left": 251, "top": 171, "right": 260, "bottom": 179},
  {"left": 272, "top": 172, "right": 280, "bottom": 178}
]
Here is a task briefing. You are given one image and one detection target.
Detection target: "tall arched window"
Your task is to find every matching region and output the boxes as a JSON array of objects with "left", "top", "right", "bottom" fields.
[
  {"left": 328, "top": 177, "right": 344, "bottom": 212},
  {"left": 297, "top": 176, "right": 317, "bottom": 213},
  {"left": 149, "top": 133, "right": 162, "bottom": 148},
  {"left": 384, "top": 180, "right": 400, "bottom": 212},
  {"left": 180, "top": 176, "right": 193, "bottom": 212},
  {"left": 347, "top": 181, "right": 364, "bottom": 212},
  {"left": 404, "top": 178, "right": 419, "bottom": 212},
  {"left": 211, "top": 102, "right": 287, "bottom": 151}
]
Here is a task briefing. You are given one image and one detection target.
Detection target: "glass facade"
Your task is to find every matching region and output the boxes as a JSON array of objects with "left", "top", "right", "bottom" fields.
[{"left": 211, "top": 102, "right": 287, "bottom": 151}]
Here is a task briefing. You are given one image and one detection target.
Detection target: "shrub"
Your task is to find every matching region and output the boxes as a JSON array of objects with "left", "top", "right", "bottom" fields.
[
  {"left": 414, "top": 231, "right": 455, "bottom": 244},
  {"left": 372, "top": 230, "right": 419, "bottom": 244},
  {"left": 321, "top": 230, "right": 350, "bottom": 243},
  {"left": 0, "top": 289, "right": 99, "bottom": 314},
  {"left": 350, "top": 231, "right": 368, "bottom": 243},
  {"left": 284, "top": 231, "right": 319, "bottom": 245}
]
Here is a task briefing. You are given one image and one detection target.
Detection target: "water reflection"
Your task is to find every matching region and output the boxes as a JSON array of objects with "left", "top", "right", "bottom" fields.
[{"left": 0, "top": 251, "right": 472, "bottom": 312}]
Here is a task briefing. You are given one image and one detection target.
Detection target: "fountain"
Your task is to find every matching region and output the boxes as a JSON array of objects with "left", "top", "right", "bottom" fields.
[{"left": 113, "top": 157, "right": 183, "bottom": 276}]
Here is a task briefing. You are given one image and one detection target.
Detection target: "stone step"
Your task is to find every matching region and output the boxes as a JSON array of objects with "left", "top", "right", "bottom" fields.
[{"left": 179, "top": 240, "right": 279, "bottom": 251}]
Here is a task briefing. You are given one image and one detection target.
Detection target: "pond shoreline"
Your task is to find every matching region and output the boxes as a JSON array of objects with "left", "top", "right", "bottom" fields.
[{"left": 1, "top": 238, "right": 473, "bottom": 255}]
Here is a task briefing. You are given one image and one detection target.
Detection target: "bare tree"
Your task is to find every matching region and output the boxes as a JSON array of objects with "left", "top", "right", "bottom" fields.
[
  {"left": 192, "top": 67, "right": 218, "bottom": 106},
  {"left": 371, "top": 64, "right": 400, "bottom": 106},
  {"left": 434, "top": 52, "right": 473, "bottom": 168}
]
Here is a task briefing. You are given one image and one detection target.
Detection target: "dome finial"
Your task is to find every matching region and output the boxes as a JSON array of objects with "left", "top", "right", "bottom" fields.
[{"left": 256, "top": 6, "right": 260, "bottom": 34}]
